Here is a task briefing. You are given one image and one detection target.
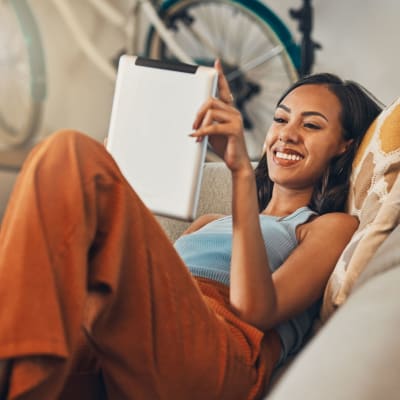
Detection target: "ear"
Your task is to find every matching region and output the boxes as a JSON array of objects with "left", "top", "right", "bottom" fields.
[{"left": 336, "top": 138, "right": 354, "bottom": 156}]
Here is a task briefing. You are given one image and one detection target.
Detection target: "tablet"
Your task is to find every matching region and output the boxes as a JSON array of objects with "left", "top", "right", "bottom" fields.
[{"left": 106, "top": 55, "right": 218, "bottom": 221}]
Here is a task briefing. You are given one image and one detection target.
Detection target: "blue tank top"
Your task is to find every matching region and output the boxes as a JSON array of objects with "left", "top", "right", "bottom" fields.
[{"left": 174, "top": 206, "right": 319, "bottom": 365}]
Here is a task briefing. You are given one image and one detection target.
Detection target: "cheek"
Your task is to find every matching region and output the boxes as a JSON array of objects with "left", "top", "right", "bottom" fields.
[
  {"left": 308, "top": 148, "right": 335, "bottom": 178},
  {"left": 263, "top": 129, "right": 275, "bottom": 151}
]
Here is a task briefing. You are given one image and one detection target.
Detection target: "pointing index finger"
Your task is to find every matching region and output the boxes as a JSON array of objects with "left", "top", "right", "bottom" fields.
[{"left": 214, "top": 59, "right": 234, "bottom": 105}]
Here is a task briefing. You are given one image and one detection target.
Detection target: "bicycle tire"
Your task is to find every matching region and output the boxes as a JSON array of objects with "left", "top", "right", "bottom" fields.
[
  {"left": 145, "top": 0, "right": 300, "bottom": 159},
  {"left": 0, "top": 0, "right": 46, "bottom": 149}
]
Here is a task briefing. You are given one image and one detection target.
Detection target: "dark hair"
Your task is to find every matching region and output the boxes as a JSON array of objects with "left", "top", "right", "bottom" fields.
[{"left": 254, "top": 73, "right": 384, "bottom": 214}]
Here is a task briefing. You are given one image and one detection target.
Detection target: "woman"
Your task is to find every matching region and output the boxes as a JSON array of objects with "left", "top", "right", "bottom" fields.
[{"left": 0, "top": 62, "right": 382, "bottom": 400}]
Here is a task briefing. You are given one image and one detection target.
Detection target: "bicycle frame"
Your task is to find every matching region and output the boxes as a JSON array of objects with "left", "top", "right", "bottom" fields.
[{"left": 52, "top": 0, "right": 194, "bottom": 81}]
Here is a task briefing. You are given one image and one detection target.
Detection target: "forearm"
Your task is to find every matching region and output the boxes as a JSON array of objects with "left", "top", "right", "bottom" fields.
[{"left": 229, "top": 167, "right": 277, "bottom": 331}]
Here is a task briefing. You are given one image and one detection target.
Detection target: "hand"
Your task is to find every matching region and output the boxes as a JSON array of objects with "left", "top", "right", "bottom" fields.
[{"left": 190, "top": 59, "right": 251, "bottom": 174}]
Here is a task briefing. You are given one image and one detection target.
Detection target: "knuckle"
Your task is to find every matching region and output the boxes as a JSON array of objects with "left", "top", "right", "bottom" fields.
[
  {"left": 204, "top": 98, "right": 213, "bottom": 109},
  {"left": 208, "top": 109, "right": 217, "bottom": 119}
]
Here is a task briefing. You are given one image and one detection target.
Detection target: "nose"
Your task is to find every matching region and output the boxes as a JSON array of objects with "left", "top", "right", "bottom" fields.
[{"left": 278, "top": 123, "right": 299, "bottom": 143}]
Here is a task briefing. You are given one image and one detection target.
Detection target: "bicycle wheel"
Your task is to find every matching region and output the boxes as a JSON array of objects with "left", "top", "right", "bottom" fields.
[
  {"left": 0, "top": 0, "right": 46, "bottom": 149},
  {"left": 146, "top": 0, "right": 300, "bottom": 159}
]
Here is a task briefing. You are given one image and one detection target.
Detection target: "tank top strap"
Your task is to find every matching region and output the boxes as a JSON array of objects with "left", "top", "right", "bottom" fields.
[{"left": 276, "top": 206, "right": 318, "bottom": 244}]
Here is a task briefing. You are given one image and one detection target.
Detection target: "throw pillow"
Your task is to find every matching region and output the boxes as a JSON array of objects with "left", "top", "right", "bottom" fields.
[{"left": 321, "top": 97, "right": 400, "bottom": 321}]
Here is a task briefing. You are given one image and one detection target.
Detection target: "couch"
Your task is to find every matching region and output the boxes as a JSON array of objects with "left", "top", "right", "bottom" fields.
[
  {"left": 0, "top": 95, "right": 399, "bottom": 398},
  {"left": 158, "top": 160, "right": 400, "bottom": 400}
]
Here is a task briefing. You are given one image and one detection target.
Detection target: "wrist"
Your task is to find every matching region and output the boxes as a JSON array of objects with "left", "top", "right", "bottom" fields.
[{"left": 231, "top": 162, "right": 254, "bottom": 180}]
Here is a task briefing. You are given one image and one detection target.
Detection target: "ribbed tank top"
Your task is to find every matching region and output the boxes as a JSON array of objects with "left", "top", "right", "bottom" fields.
[{"left": 174, "top": 206, "right": 320, "bottom": 364}]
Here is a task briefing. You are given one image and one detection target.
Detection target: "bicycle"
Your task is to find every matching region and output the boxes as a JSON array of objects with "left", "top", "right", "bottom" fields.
[{"left": 0, "top": 0, "right": 319, "bottom": 165}]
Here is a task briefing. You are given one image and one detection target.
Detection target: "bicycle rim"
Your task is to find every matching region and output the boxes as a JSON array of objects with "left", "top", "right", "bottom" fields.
[
  {"left": 0, "top": 0, "right": 45, "bottom": 149},
  {"left": 146, "top": 0, "right": 299, "bottom": 159}
]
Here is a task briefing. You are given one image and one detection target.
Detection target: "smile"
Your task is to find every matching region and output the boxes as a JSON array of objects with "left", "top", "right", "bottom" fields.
[{"left": 275, "top": 151, "right": 303, "bottom": 161}]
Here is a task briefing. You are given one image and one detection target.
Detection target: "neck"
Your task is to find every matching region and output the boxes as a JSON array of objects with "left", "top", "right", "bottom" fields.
[{"left": 262, "top": 186, "right": 313, "bottom": 217}]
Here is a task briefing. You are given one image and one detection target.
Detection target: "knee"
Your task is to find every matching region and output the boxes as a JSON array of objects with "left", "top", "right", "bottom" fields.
[
  {"left": 38, "top": 129, "right": 104, "bottom": 159},
  {"left": 24, "top": 129, "right": 104, "bottom": 174}
]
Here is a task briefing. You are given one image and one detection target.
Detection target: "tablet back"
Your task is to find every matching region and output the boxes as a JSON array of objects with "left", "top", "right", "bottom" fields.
[{"left": 107, "top": 55, "right": 217, "bottom": 221}]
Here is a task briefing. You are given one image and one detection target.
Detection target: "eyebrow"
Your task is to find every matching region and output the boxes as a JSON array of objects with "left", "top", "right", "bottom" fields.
[{"left": 277, "top": 104, "right": 329, "bottom": 122}]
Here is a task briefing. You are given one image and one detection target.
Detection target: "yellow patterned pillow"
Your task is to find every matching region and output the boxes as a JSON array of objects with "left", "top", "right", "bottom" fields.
[{"left": 321, "top": 97, "right": 400, "bottom": 321}]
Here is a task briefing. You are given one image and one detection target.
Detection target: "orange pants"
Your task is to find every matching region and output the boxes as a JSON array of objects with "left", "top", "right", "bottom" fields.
[{"left": 0, "top": 130, "right": 281, "bottom": 399}]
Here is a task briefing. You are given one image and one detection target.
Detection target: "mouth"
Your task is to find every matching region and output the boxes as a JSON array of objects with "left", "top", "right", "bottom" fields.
[{"left": 272, "top": 148, "right": 304, "bottom": 166}]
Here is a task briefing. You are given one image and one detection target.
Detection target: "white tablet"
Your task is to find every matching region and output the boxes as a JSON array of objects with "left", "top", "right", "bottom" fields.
[{"left": 106, "top": 55, "right": 218, "bottom": 221}]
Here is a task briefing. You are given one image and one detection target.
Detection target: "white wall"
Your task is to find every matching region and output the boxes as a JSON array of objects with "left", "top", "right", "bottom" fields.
[
  {"left": 1, "top": 0, "right": 399, "bottom": 217},
  {"left": 267, "top": 0, "right": 399, "bottom": 106}
]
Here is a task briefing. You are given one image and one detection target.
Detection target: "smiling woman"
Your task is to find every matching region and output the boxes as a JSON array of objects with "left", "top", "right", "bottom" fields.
[
  {"left": 264, "top": 85, "right": 347, "bottom": 203},
  {"left": 0, "top": 66, "right": 383, "bottom": 399},
  {"left": 255, "top": 73, "right": 383, "bottom": 215}
]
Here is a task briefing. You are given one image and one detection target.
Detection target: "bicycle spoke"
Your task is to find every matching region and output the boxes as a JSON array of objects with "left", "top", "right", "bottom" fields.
[
  {"left": 177, "top": 21, "right": 220, "bottom": 59},
  {"left": 226, "top": 45, "right": 284, "bottom": 81}
]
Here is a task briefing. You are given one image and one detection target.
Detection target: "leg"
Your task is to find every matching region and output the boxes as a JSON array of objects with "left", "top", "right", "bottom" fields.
[{"left": 0, "top": 130, "right": 260, "bottom": 399}]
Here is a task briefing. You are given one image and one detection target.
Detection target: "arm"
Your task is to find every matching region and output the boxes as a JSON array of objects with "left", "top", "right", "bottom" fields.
[
  {"left": 268, "top": 213, "right": 358, "bottom": 327},
  {"left": 229, "top": 166, "right": 278, "bottom": 330},
  {"left": 230, "top": 203, "right": 358, "bottom": 331},
  {"left": 191, "top": 60, "right": 278, "bottom": 330}
]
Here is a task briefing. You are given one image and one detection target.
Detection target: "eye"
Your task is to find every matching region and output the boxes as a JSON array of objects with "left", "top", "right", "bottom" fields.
[
  {"left": 273, "top": 116, "right": 287, "bottom": 124},
  {"left": 304, "top": 122, "right": 321, "bottom": 130}
]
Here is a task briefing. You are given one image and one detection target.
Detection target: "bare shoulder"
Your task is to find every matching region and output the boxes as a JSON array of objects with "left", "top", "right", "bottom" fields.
[
  {"left": 182, "top": 213, "right": 226, "bottom": 235},
  {"left": 312, "top": 212, "right": 359, "bottom": 232},
  {"left": 298, "top": 211, "right": 359, "bottom": 244}
]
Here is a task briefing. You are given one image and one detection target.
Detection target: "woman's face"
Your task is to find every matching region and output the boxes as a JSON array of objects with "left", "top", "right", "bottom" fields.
[{"left": 264, "top": 84, "right": 349, "bottom": 190}]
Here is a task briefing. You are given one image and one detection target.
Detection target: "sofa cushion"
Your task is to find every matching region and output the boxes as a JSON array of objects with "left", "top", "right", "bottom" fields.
[
  {"left": 321, "top": 97, "right": 400, "bottom": 321},
  {"left": 353, "top": 222, "right": 400, "bottom": 290}
]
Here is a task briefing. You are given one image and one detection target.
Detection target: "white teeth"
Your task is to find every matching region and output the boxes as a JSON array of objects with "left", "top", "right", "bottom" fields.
[{"left": 276, "top": 151, "right": 302, "bottom": 161}]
